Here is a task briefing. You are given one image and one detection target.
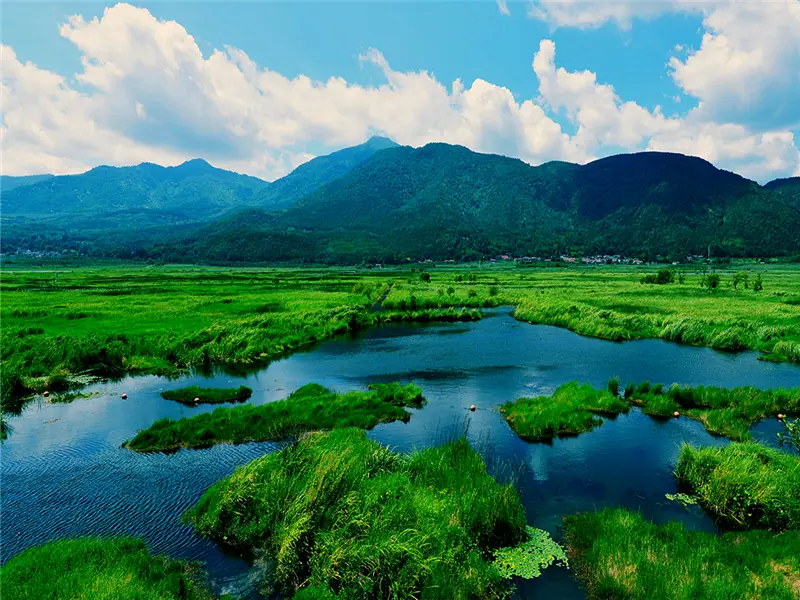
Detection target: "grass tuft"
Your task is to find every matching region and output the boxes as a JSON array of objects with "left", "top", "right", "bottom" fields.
[{"left": 160, "top": 385, "right": 252, "bottom": 405}]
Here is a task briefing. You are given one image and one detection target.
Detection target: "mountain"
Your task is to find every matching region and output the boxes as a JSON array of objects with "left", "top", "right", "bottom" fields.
[
  {"left": 0, "top": 137, "right": 399, "bottom": 229},
  {"left": 158, "top": 145, "right": 798, "bottom": 263},
  {"left": 1, "top": 174, "right": 54, "bottom": 193},
  {"left": 0, "top": 159, "right": 269, "bottom": 226},
  {"left": 764, "top": 177, "right": 800, "bottom": 191},
  {"left": 4, "top": 142, "right": 799, "bottom": 262},
  {"left": 254, "top": 135, "right": 399, "bottom": 210}
]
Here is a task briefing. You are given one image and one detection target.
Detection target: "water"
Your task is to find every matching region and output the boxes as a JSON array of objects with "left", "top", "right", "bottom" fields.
[{"left": 2, "top": 308, "right": 798, "bottom": 598}]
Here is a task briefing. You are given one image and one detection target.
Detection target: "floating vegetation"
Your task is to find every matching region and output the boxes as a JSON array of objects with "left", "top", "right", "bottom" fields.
[
  {"left": 160, "top": 385, "right": 252, "bottom": 405},
  {"left": 126, "top": 382, "right": 426, "bottom": 452}
]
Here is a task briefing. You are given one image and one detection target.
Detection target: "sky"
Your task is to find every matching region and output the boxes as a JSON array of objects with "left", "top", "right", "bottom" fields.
[{"left": 2, "top": 1, "right": 799, "bottom": 183}]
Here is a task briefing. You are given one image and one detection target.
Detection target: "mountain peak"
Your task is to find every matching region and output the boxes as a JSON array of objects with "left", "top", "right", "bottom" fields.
[
  {"left": 363, "top": 135, "right": 398, "bottom": 149},
  {"left": 176, "top": 158, "right": 214, "bottom": 169}
]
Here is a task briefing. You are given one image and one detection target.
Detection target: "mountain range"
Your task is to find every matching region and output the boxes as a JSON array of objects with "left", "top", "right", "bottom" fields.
[{"left": 3, "top": 137, "right": 799, "bottom": 263}]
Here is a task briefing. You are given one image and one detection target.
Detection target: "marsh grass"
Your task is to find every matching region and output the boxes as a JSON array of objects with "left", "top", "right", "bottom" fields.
[
  {"left": 564, "top": 508, "right": 800, "bottom": 600},
  {"left": 0, "top": 537, "right": 214, "bottom": 600},
  {"left": 185, "top": 428, "right": 548, "bottom": 599},
  {"left": 160, "top": 385, "right": 252, "bottom": 405},
  {"left": 631, "top": 383, "right": 800, "bottom": 440},
  {"left": 126, "top": 382, "right": 426, "bottom": 452},
  {"left": 503, "top": 382, "right": 800, "bottom": 443},
  {"left": 676, "top": 442, "right": 800, "bottom": 530},
  {"left": 500, "top": 382, "right": 629, "bottom": 443}
]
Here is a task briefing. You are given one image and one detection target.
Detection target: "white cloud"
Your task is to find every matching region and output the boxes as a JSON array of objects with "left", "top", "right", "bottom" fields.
[
  {"left": 669, "top": 1, "right": 800, "bottom": 130},
  {"left": 497, "top": 0, "right": 511, "bottom": 17}
]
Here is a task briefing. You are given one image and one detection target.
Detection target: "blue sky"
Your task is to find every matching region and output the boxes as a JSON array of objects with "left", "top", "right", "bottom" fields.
[{"left": 2, "top": 1, "right": 799, "bottom": 182}]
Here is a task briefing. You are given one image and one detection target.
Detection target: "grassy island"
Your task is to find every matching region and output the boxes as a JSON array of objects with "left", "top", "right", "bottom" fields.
[
  {"left": 502, "top": 381, "right": 800, "bottom": 443},
  {"left": 565, "top": 508, "right": 800, "bottom": 600},
  {"left": 676, "top": 442, "right": 800, "bottom": 530},
  {"left": 161, "top": 385, "right": 252, "bottom": 405},
  {"left": 185, "top": 427, "right": 565, "bottom": 599},
  {"left": 126, "top": 382, "right": 425, "bottom": 452},
  {"left": 0, "top": 537, "right": 214, "bottom": 600},
  {"left": 500, "top": 382, "right": 629, "bottom": 442}
]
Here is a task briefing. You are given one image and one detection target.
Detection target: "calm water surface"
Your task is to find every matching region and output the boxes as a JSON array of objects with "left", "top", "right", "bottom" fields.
[{"left": 2, "top": 308, "right": 798, "bottom": 598}]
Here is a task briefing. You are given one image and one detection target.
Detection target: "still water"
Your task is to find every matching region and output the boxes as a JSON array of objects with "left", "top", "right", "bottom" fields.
[{"left": 2, "top": 308, "right": 798, "bottom": 598}]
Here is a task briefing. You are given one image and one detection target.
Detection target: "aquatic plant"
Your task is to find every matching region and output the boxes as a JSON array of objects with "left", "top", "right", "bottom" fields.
[
  {"left": 676, "top": 442, "right": 800, "bottom": 530},
  {"left": 0, "top": 537, "right": 214, "bottom": 600},
  {"left": 186, "top": 428, "right": 562, "bottom": 599},
  {"left": 160, "top": 385, "right": 252, "bottom": 405},
  {"left": 778, "top": 417, "right": 800, "bottom": 452},
  {"left": 500, "top": 382, "right": 629, "bottom": 443},
  {"left": 126, "top": 382, "right": 426, "bottom": 452},
  {"left": 564, "top": 508, "right": 800, "bottom": 600}
]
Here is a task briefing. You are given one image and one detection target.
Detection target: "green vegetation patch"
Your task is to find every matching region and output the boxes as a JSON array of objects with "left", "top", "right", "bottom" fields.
[
  {"left": 161, "top": 385, "right": 252, "bottom": 405},
  {"left": 504, "top": 380, "right": 800, "bottom": 444},
  {"left": 676, "top": 442, "right": 800, "bottom": 530},
  {"left": 564, "top": 508, "right": 800, "bottom": 600},
  {"left": 626, "top": 383, "right": 800, "bottom": 440},
  {"left": 126, "top": 382, "right": 425, "bottom": 452},
  {"left": 186, "top": 427, "right": 564, "bottom": 599},
  {"left": 500, "top": 382, "right": 629, "bottom": 443},
  {"left": 0, "top": 537, "right": 214, "bottom": 600}
]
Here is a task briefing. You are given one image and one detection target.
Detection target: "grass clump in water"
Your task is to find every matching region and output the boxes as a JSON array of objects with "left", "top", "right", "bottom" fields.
[
  {"left": 185, "top": 428, "right": 563, "bottom": 599},
  {"left": 564, "top": 508, "right": 800, "bottom": 600},
  {"left": 161, "top": 385, "right": 252, "bottom": 405},
  {"left": 630, "top": 383, "right": 800, "bottom": 440},
  {"left": 0, "top": 537, "right": 214, "bottom": 600},
  {"left": 501, "top": 382, "right": 630, "bottom": 443},
  {"left": 126, "top": 382, "right": 426, "bottom": 452},
  {"left": 676, "top": 442, "right": 800, "bottom": 530}
]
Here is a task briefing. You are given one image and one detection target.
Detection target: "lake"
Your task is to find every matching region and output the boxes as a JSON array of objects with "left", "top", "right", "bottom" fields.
[{"left": 2, "top": 308, "right": 798, "bottom": 598}]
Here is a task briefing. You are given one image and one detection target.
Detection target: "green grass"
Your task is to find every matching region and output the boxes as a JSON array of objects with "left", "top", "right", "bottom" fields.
[
  {"left": 502, "top": 381, "right": 800, "bottom": 443},
  {"left": 160, "top": 385, "right": 252, "bottom": 405},
  {"left": 500, "top": 382, "right": 629, "bottom": 442},
  {"left": 676, "top": 442, "right": 800, "bottom": 530},
  {"left": 0, "top": 537, "right": 214, "bottom": 600},
  {"left": 126, "top": 382, "right": 425, "bottom": 452},
  {"left": 2, "top": 263, "right": 798, "bottom": 423},
  {"left": 627, "top": 383, "right": 800, "bottom": 440},
  {"left": 185, "top": 427, "right": 563, "bottom": 599},
  {"left": 564, "top": 508, "right": 800, "bottom": 600}
]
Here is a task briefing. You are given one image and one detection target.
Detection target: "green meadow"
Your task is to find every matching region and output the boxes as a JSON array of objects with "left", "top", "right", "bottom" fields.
[
  {"left": 0, "top": 537, "right": 215, "bottom": 600},
  {"left": 2, "top": 262, "right": 798, "bottom": 416}
]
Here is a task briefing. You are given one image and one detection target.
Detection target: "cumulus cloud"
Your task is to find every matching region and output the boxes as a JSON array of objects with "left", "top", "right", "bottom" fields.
[{"left": 1, "top": 2, "right": 799, "bottom": 184}]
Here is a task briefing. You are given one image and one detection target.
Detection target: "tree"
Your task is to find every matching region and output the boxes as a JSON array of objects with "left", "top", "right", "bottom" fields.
[
  {"left": 420, "top": 272, "right": 431, "bottom": 283},
  {"left": 752, "top": 273, "right": 763, "bottom": 292},
  {"left": 732, "top": 271, "right": 749, "bottom": 290},
  {"left": 447, "top": 286, "right": 455, "bottom": 296},
  {"left": 701, "top": 272, "right": 720, "bottom": 289}
]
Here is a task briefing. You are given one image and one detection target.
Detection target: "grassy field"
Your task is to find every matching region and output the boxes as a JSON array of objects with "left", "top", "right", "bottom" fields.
[
  {"left": 161, "top": 385, "right": 252, "bottom": 405},
  {"left": 0, "top": 537, "right": 215, "bottom": 600},
  {"left": 126, "top": 382, "right": 425, "bottom": 452},
  {"left": 2, "top": 262, "right": 798, "bottom": 418},
  {"left": 185, "top": 427, "right": 564, "bottom": 599},
  {"left": 676, "top": 442, "right": 800, "bottom": 530},
  {"left": 564, "top": 508, "right": 800, "bottom": 600}
]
